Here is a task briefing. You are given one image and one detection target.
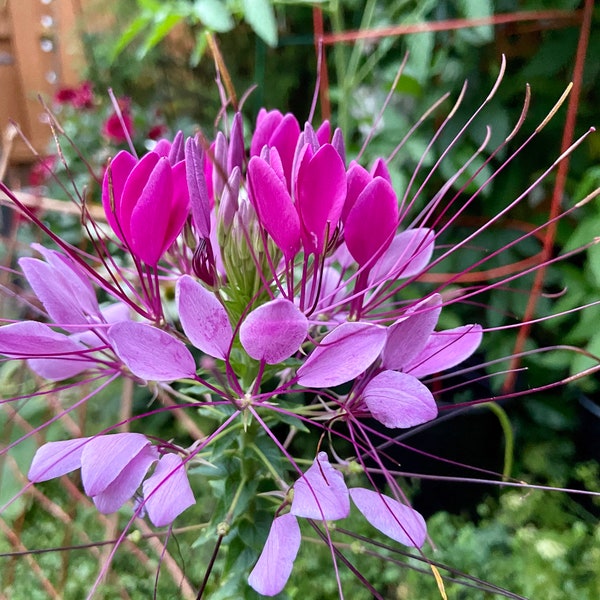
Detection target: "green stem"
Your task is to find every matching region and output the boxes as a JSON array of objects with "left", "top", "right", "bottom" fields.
[{"left": 485, "top": 402, "right": 514, "bottom": 481}]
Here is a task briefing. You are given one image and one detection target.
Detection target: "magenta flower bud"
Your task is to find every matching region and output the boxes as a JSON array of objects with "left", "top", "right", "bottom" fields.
[
  {"left": 102, "top": 150, "right": 190, "bottom": 266},
  {"left": 344, "top": 176, "right": 399, "bottom": 267},
  {"left": 250, "top": 109, "right": 301, "bottom": 189},
  {"left": 228, "top": 112, "right": 245, "bottom": 172},
  {"left": 295, "top": 143, "right": 347, "bottom": 255}
]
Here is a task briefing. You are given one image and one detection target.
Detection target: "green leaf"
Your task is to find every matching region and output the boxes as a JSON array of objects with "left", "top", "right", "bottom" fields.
[
  {"left": 138, "top": 13, "right": 184, "bottom": 58},
  {"left": 241, "top": 0, "right": 278, "bottom": 47},
  {"left": 192, "top": 0, "right": 235, "bottom": 32},
  {"left": 457, "top": 0, "right": 494, "bottom": 45},
  {"left": 111, "top": 14, "right": 152, "bottom": 60}
]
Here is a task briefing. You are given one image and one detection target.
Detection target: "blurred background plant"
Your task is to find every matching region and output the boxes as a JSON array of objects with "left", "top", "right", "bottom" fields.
[{"left": 1, "top": 0, "right": 598, "bottom": 598}]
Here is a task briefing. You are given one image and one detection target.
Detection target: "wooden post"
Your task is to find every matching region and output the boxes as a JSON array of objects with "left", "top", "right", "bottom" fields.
[{"left": 0, "top": 0, "right": 86, "bottom": 164}]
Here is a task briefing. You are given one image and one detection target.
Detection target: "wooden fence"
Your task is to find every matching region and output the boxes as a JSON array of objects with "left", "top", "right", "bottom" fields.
[{"left": 0, "top": 0, "right": 85, "bottom": 163}]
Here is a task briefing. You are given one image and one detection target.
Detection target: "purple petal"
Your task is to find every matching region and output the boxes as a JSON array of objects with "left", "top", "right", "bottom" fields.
[
  {"left": 212, "top": 131, "right": 228, "bottom": 199},
  {"left": 297, "top": 322, "right": 386, "bottom": 388},
  {"left": 291, "top": 452, "right": 350, "bottom": 520},
  {"left": 331, "top": 127, "right": 345, "bottom": 164},
  {"left": 369, "top": 228, "right": 435, "bottom": 284},
  {"left": 185, "top": 136, "right": 211, "bottom": 238},
  {"left": 28, "top": 437, "right": 90, "bottom": 482},
  {"left": 217, "top": 167, "right": 240, "bottom": 232},
  {"left": 248, "top": 513, "right": 300, "bottom": 596},
  {"left": 297, "top": 144, "right": 347, "bottom": 254},
  {"left": 176, "top": 275, "right": 233, "bottom": 360},
  {"left": 107, "top": 321, "right": 196, "bottom": 381},
  {"left": 248, "top": 156, "right": 301, "bottom": 261},
  {"left": 19, "top": 256, "right": 99, "bottom": 329},
  {"left": 92, "top": 444, "right": 158, "bottom": 514},
  {"left": 81, "top": 433, "right": 158, "bottom": 496},
  {"left": 30, "top": 245, "right": 99, "bottom": 317},
  {"left": 349, "top": 488, "right": 427, "bottom": 548},
  {"left": 363, "top": 370, "right": 437, "bottom": 428},
  {"left": 382, "top": 295, "right": 442, "bottom": 370},
  {"left": 228, "top": 112, "right": 245, "bottom": 172},
  {"left": 27, "top": 356, "right": 93, "bottom": 381},
  {"left": 0, "top": 321, "right": 86, "bottom": 357},
  {"left": 240, "top": 299, "right": 308, "bottom": 364},
  {"left": 344, "top": 177, "right": 398, "bottom": 267},
  {"left": 168, "top": 130, "right": 185, "bottom": 164},
  {"left": 143, "top": 454, "right": 195, "bottom": 526},
  {"left": 405, "top": 324, "right": 483, "bottom": 378}
]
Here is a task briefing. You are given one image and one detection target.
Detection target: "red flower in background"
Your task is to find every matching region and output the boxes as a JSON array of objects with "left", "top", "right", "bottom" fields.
[
  {"left": 102, "top": 98, "right": 134, "bottom": 144},
  {"left": 28, "top": 155, "right": 57, "bottom": 187},
  {"left": 54, "top": 81, "right": 95, "bottom": 110}
]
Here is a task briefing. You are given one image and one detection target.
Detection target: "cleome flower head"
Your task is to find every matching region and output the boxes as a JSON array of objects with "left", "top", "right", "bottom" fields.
[{"left": 1, "top": 62, "right": 593, "bottom": 598}]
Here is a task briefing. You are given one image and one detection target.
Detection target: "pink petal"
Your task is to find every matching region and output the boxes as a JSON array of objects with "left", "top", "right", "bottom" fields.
[
  {"left": 143, "top": 454, "right": 195, "bottom": 526},
  {"left": 296, "top": 144, "right": 347, "bottom": 254},
  {"left": 118, "top": 151, "right": 161, "bottom": 243},
  {"left": 248, "top": 513, "right": 300, "bottom": 596},
  {"left": 176, "top": 275, "right": 233, "bottom": 360},
  {"left": 382, "top": 295, "right": 442, "bottom": 370},
  {"left": 342, "top": 162, "right": 371, "bottom": 223},
  {"left": 163, "top": 159, "right": 191, "bottom": 249},
  {"left": 344, "top": 177, "right": 399, "bottom": 267},
  {"left": 250, "top": 108, "right": 283, "bottom": 157},
  {"left": 128, "top": 157, "right": 173, "bottom": 264},
  {"left": 92, "top": 444, "right": 158, "bottom": 514},
  {"left": 290, "top": 452, "right": 350, "bottom": 520},
  {"left": 107, "top": 321, "right": 196, "bottom": 381},
  {"left": 349, "top": 488, "right": 427, "bottom": 548},
  {"left": 369, "top": 228, "right": 435, "bottom": 284},
  {"left": 370, "top": 157, "right": 392, "bottom": 184},
  {"left": 19, "top": 256, "right": 98, "bottom": 329},
  {"left": 363, "top": 370, "right": 437, "bottom": 428},
  {"left": 0, "top": 321, "right": 86, "bottom": 357},
  {"left": 269, "top": 113, "right": 301, "bottom": 187},
  {"left": 81, "top": 433, "right": 157, "bottom": 498},
  {"left": 405, "top": 324, "right": 483, "bottom": 378},
  {"left": 27, "top": 356, "right": 92, "bottom": 381},
  {"left": 297, "top": 322, "right": 386, "bottom": 388},
  {"left": 30, "top": 246, "right": 99, "bottom": 318},
  {"left": 316, "top": 120, "right": 331, "bottom": 145},
  {"left": 248, "top": 156, "right": 301, "bottom": 261},
  {"left": 240, "top": 299, "right": 308, "bottom": 364},
  {"left": 28, "top": 437, "right": 90, "bottom": 482},
  {"left": 102, "top": 150, "right": 137, "bottom": 240}
]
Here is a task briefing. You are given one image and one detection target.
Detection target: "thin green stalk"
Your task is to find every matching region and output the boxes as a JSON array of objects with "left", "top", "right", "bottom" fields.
[{"left": 485, "top": 402, "right": 514, "bottom": 481}]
